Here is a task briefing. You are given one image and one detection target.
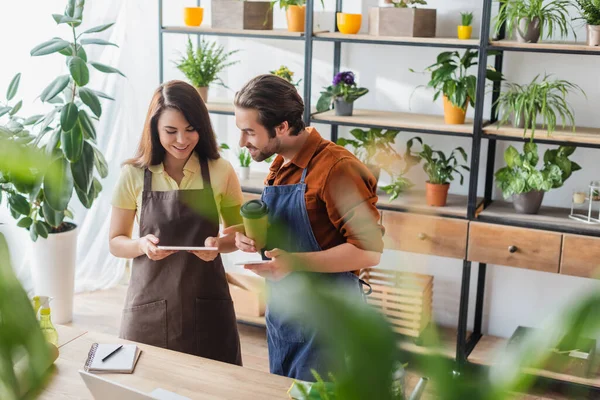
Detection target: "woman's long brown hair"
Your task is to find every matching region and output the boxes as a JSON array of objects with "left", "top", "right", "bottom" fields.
[{"left": 125, "top": 80, "right": 220, "bottom": 168}]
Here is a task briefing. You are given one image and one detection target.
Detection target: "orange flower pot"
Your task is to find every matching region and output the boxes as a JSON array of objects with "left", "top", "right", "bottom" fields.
[
  {"left": 184, "top": 7, "right": 204, "bottom": 27},
  {"left": 443, "top": 95, "right": 467, "bottom": 125},
  {"left": 426, "top": 182, "right": 450, "bottom": 207},
  {"left": 457, "top": 25, "right": 472, "bottom": 40},
  {"left": 286, "top": 5, "right": 305, "bottom": 33},
  {"left": 337, "top": 13, "right": 362, "bottom": 34}
]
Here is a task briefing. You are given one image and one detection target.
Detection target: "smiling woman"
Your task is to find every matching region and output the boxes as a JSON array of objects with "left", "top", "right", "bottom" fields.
[{"left": 107, "top": 80, "right": 245, "bottom": 364}]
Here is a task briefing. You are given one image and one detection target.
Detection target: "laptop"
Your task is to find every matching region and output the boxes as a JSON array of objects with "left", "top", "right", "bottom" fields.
[{"left": 79, "top": 370, "right": 191, "bottom": 400}]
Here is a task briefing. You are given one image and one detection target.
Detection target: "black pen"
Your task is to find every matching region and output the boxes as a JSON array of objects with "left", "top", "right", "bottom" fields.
[{"left": 102, "top": 345, "right": 123, "bottom": 362}]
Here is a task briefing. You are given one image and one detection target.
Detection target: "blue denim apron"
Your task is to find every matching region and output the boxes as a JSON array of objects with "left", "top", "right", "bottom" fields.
[{"left": 261, "top": 167, "right": 365, "bottom": 381}]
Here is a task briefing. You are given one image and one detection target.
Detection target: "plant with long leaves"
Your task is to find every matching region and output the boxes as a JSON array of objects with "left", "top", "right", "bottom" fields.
[
  {"left": 495, "top": 142, "right": 580, "bottom": 199},
  {"left": 175, "top": 37, "right": 239, "bottom": 89},
  {"left": 0, "top": 0, "right": 122, "bottom": 241},
  {"left": 493, "top": 0, "right": 573, "bottom": 40},
  {"left": 461, "top": 12, "right": 473, "bottom": 26},
  {"left": 573, "top": 0, "right": 600, "bottom": 26},
  {"left": 238, "top": 148, "right": 252, "bottom": 168},
  {"left": 316, "top": 71, "right": 369, "bottom": 113},
  {"left": 493, "top": 74, "right": 584, "bottom": 138},
  {"left": 337, "top": 128, "right": 401, "bottom": 168},
  {"left": 407, "top": 137, "right": 470, "bottom": 185},
  {"left": 411, "top": 49, "right": 502, "bottom": 110}
]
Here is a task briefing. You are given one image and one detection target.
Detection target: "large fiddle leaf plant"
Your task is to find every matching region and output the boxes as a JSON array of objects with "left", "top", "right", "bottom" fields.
[{"left": 0, "top": 0, "right": 123, "bottom": 241}]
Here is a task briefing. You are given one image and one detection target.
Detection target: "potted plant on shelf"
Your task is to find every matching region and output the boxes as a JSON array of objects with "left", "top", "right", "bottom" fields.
[
  {"left": 211, "top": 0, "right": 273, "bottom": 30},
  {"left": 458, "top": 12, "right": 473, "bottom": 40},
  {"left": 495, "top": 143, "right": 580, "bottom": 214},
  {"left": 270, "top": 0, "right": 324, "bottom": 33},
  {"left": 270, "top": 65, "right": 301, "bottom": 87},
  {"left": 175, "top": 37, "right": 239, "bottom": 102},
  {"left": 237, "top": 148, "right": 252, "bottom": 180},
  {"left": 336, "top": 128, "right": 401, "bottom": 182},
  {"left": 493, "top": 74, "right": 584, "bottom": 139},
  {"left": 0, "top": 1, "right": 120, "bottom": 324},
  {"left": 412, "top": 49, "right": 502, "bottom": 125},
  {"left": 407, "top": 137, "right": 469, "bottom": 207},
  {"left": 316, "top": 71, "right": 368, "bottom": 117},
  {"left": 573, "top": 0, "right": 600, "bottom": 46},
  {"left": 493, "top": 0, "right": 573, "bottom": 43},
  {"left": 368, "top": 0, "right": 436, "bottom": 38}
]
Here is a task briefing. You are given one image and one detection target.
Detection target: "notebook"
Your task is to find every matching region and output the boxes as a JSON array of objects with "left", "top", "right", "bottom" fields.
[{"left": 84, "top": 343, "right": 142, "bottom": 373}]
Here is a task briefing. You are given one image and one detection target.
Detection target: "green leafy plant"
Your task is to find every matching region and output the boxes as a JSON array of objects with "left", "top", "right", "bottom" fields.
[
  {"left": 461, "top": 12, "right": 473, "bottom": 26},
  {"left": 316, "top": 71, "right": 369, "bottom": 112},
  {"left": 391, "top": 0, "right": 427, "bottom": 8},
  {"left": 381, "top": 175, "right": 414, "bottom": 202},
  {"left": 175, "top": 37, "right": 239, "bottom": 88},
  {"left": 573, "top": 0, "right": 600, "bottom": 25},
  {"left": 0, "top": 0, "right": 121, "bottom": 241},
  {"left": 270, "top": 65, "right": 302, "bottom": 87},
  {"left": 411, "top": 49, "right": 502, "bottom": 110},
  {"left": 493, "top": 0, "right": 573, "bottom": 40},
  {"left": 408, "top": 137, "right": 469, "bottom": 185},
  {"left": 495, "top": 142, "right": 580, "bottom": 199},
  {"left": 493, "top": 74, "right": 584, "bottom": 138},
  {"left": 337, "top": 128, "right": 400, "bottom": 168},
  {"left": 238, "top": 148, "right": 252, "bottom": 168}
]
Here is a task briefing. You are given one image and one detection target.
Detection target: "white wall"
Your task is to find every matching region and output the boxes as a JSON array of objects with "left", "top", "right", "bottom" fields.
[{"left": 1, "top": 0, "right": 599, "bottom": 339}]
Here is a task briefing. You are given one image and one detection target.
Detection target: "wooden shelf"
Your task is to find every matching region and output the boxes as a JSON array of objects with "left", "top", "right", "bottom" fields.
[
  {"left": 314, "top": 32, "right": 479, "bottom": 48},
  {"left": 478, "top": 201, "right": 600, "bottom": 237},
  {"left": 239, "top": 172, "right": 267, "bottom": 194},
  {"left": 483, "top": 124, "right": 600, "bottom": 147},
  {"left": 469, "top": 334, "right": 600, "bottom": 388},
  {"left": 378, "top": 191, "right": 478, "bottom": 218},
  {"left": 206, "top": 100, "right": 234, "bottom": 115},
  {"left": 397, "top": 326, "right": 460, "bottom": 359},
  {"left": 311, "top": 109, "right": 476, "bottom": 136},
  {"left": 489, "top": 39, "right": 600, "bottom": 55},
  {"left": 162, "top": 26, "right": 325, "bottom": 39}
]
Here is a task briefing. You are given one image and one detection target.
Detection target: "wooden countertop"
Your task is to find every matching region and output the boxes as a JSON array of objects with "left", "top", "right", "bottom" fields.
[{"left": 40, "top": 325, "right": 293, "bottom": 399}]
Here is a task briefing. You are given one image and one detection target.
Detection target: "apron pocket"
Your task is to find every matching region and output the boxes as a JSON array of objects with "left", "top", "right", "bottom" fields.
[
  {"left": 120, "top": 299, "right": 167, "bottom": 348},
  {"left": 266, "top": 308, "right": 306, "bottom": 344},
  {"left": 195, "top": 298, "right": 241, "bottom": 365}
]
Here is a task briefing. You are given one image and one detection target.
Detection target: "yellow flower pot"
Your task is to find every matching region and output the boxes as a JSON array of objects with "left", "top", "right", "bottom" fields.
[
  {"left": 457, "top": 25, "right": 472, "bottom": 40},
  {"left": 286, "top": 5, "right": 305, "bottom": 33},
  {"left": 443, "top": 96, "right": 467, "bottom": 125},
  {"left": 184, "top": 7, "right": 204, "bottom": 27},
  {"left": 336, "top": 13, "right": 362, "bottom": 35}
]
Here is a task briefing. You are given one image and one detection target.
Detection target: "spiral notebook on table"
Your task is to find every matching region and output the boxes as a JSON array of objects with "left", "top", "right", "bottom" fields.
[{"left": 84, "top": 343, "right": 142, "bottom": 373}]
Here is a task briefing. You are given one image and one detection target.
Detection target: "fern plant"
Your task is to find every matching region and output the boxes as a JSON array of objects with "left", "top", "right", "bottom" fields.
[
  {"left": 574, "top": 0, "right": 600, "bottom": 25},
  {"left": 493, "top": 0, "right": 573, "bottom": 40},
  {"left": 175, "top": 37, "right": 239, "bottom": 88}
]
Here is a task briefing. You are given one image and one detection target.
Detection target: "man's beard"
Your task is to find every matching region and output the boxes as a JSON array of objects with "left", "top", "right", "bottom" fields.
[{"left": 249, "top": 137, "right": 280, "bottom": 162}]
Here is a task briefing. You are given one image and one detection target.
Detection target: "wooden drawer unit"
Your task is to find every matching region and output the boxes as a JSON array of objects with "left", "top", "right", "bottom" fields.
[
  {"left": 468, "top": 222, "right": 561, "bottom": 273},
  {"left": 382, "top": 211, "right": 468, "bottom": 259},
  {"left": 560, "top": 234, "right": 600, "bottom": 278}
]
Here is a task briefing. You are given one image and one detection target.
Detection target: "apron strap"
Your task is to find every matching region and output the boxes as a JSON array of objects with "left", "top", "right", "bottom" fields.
[
  {"left": 358, "top": 278, "right": 372, "bottom": 296},
  {"left": 199, "top": 157, "right": 212, "bottom": 190},
  {"left": 143, "top": 168, "right": 152, "bottom": 192},
  {"left": 300, "top": 167, "right": 308, "bottom": 184}
]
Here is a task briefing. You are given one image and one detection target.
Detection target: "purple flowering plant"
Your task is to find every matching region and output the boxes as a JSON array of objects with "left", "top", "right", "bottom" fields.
[{"left": 316, "top": 71, "right": 368, "bottom": 112}]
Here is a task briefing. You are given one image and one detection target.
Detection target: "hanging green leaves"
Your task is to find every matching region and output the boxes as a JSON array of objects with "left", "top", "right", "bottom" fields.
[
  {"left": 90, "top": 62, "right": 125, "bottom": 77},
  {"left": 71, "top": 141, "right": 94, "bottom": 192},
  {"left": 78, "top": 87, "right": 101, "bottom": 117},
  {"left": 6, "top": 73, "right": 21, "bottom": 101},
  {"left": 44, "top": 157, "right": 74, "bottom": 211},
  {"left": 61, "top": 124, "right": 83, "bottom": 162},
  {"left": 78, "top": 109, "right": 96, "bottom": 140},
  {"left": 31, "top": 38, "right": 71, "bottom": 57},
  {"left": 68, "top": 56, "right": 89, "bottom": 86},
  {"left": 60, "top": 102, "right": 79, "bottom": 131},
  {"left": 41, "top": 75, "right": 71, "bottom": 103}
]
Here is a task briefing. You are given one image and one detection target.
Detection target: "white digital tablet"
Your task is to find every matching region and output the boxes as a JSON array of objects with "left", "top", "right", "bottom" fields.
[
  {"left": 234, "top": 260, "right": 270, "bottom": 266},
  {"left": 156, "top": 246, "right": 218, "bottom": 251}
]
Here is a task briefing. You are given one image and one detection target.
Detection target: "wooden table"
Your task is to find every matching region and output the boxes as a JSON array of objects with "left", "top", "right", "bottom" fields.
[{"left": 40, "top": 325, "right": 293, "bottom": 399}]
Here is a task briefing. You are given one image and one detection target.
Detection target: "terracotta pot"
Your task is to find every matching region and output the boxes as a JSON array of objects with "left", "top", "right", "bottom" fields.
[
  {"left": 443, "top": 96, "right": 467, "bottom": 125},
  {"left": 512, "top": 190, "right": 545, "bottom": 214},
  {"left": 196, "top": 86, "right": 208, "bottom": 103},
  {"left": 286, "top": 5, "right": 305, "bottom": 33},
  {"left": 587, "top": 25, "right": 600, "bottom": 47},
  {"left": 516, "top": 17, "right": 540, "bottom": 43},
  {"left": 457, "top": 25, "right": 472, "bottom": 40},
  {"left": 425, "top": 182, "right": 450, "bottom": 207}
]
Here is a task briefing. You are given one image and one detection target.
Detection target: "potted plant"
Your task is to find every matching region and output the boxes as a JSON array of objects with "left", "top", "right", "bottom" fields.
[
  {"left": 237, "top": 148, "right": 252, "bottom": 180},
  {"left": 270, "top": 0, "right": 324, "bottom": 33},
  {"left": 0, "top": 1, "right": 121, "bottom": 324},
  {"left": 316, "top": 71, "right": 368, "bottom": 116},
  {"left": 494, "top": 74, "right": 584, "bottom": 139},
  {"left": 495, "top": 143, "right": 580, "bottom": 214},
  {"left": 493, "top": 0, "right": 573, "bottom": 43},
  {"left": 175, "top": 37, "right": 239, "bottom": 102},
  {"left": 336, "top": 128, "right": 400, "bottom": 182},
  {"left": 212, "top": 0, "right": 273, "bottom": 30},
  {"left": 407, "top": 137, "right": 469, "bottom": 207},
  {"left": 270, "top": 65, "right": 301, "bottom": 87},
  {"left": 368, "top": 0, "right": 436, "bottom": 38},
  {"left": 412, "top": 49, "right": 502, "bottom": 125},
  {"left": 573, "top": 0, "right": 600, "bottom": 46},
  {"left": 458, "top": 12, "right": 473, "bottom": 40}
]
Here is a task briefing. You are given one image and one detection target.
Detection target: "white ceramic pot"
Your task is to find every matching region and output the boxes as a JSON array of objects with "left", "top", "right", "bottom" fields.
[
  {"left": 30, "top": 225, "right": 78, "bottom": 324},
  {"left": 239, "top": 166, "right": 250, "bottom": 180}
]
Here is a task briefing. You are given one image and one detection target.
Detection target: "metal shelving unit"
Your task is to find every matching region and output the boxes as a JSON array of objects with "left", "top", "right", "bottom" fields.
[{"left": 158, "top": 0, "right": 600, "bottom": 394}]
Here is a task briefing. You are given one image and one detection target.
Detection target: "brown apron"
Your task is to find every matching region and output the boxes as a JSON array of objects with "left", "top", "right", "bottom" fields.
[{"left": 119, "top": 158, "right": 242, "bottom": 366}]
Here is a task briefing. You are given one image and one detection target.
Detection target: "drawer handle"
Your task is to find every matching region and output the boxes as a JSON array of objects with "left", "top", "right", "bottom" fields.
[
  {"left": 417, "top": 233, "right": 427, "bottom": 241},
  {"left": 508, "top": 245, "right": 517, "bottom": 253}
]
